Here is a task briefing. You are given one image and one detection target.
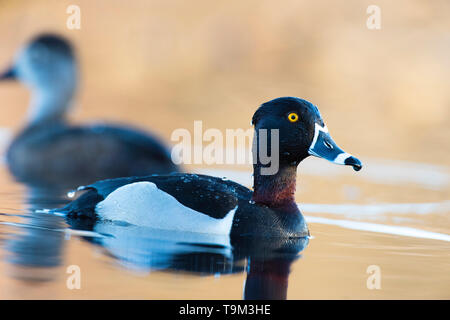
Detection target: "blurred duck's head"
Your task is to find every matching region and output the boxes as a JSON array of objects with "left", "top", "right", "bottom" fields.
[
  {"left": 0, "top": 34, "right": 78, "bottom": 123},
  {"left": 0, "top": 34, "right": 77, "bottom": 94}
]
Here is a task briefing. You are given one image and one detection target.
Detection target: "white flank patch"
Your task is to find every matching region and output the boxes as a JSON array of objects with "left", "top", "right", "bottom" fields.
[{"left": 95, "top": 181, "right": 237, "bottom": 235}]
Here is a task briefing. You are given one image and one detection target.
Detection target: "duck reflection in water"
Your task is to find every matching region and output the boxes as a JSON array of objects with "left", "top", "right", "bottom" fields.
[
  {"left": 5, "top": 211, "right": 65, "bottom": 282},
  {"left": 67, "top": 217, "right": 309, "bottom": 300},
  {"left": 4, "top": 188, "right": 68, "bottom": 282},
  {"left": 5, "top": 207, "right": 308, "bottom": 300}
]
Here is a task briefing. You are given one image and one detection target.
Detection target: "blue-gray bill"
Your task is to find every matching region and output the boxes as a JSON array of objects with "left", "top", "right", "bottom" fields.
[{"left": 308, "top": 123, "right": 362, "bottom": 171}]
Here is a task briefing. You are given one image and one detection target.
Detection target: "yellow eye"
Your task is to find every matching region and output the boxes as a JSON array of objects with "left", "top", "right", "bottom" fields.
[{"left": 287, "top": 112, "right": 299, "bottom": 122}]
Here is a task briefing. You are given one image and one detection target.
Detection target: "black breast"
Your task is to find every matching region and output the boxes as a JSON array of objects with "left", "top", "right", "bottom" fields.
[{"left": 231, "top": 201, "right": 309, "bottom": 238}]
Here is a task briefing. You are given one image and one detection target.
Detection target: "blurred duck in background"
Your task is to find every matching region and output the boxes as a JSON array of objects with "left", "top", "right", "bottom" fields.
[{"left": 0, "top": 34, "right": 179, "bottom": 188}]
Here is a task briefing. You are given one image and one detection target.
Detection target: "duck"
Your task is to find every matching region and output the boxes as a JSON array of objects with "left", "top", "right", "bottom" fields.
[
  {"left": 0, "top": 34, "right": 179, "bottom": 188},
  {"left": 56, "top": 97, "right": 362, "bottom": 238}
]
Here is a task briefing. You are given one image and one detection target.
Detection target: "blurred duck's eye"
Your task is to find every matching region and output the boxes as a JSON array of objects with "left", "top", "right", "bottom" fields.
[{"left": 287, "top": 112, "right": 299, "bottom": 123}]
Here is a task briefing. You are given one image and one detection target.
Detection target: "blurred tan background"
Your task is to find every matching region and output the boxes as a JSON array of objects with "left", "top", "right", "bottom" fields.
[
  {"left": 0, "top": 0, "right": 449, "bottom": 165},
  {"left": 0, "top": 1, "right": 449, "bottom": 300}
]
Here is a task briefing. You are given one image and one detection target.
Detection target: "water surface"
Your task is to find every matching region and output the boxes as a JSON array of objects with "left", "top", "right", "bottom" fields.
[{"left": 0, "top": 161, "right": 448, "bottom": 299}]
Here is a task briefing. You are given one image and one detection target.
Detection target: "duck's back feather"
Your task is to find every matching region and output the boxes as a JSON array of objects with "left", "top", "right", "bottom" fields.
[{"left": 61, "top": 173, "right": 252, "bottom": 219}]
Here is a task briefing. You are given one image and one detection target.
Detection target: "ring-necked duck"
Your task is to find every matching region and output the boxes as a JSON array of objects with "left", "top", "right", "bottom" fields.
[
  {"left": 56, "top": 97, "right": 362, "bottom": 238},
  {"left": 0, "top": 34, "right": 179, "bottom": 187}
]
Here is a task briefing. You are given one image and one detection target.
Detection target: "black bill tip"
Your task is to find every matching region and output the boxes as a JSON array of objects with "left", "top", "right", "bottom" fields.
[{"left": 345, "top": 156, "right": 363, "bottom": 171}]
